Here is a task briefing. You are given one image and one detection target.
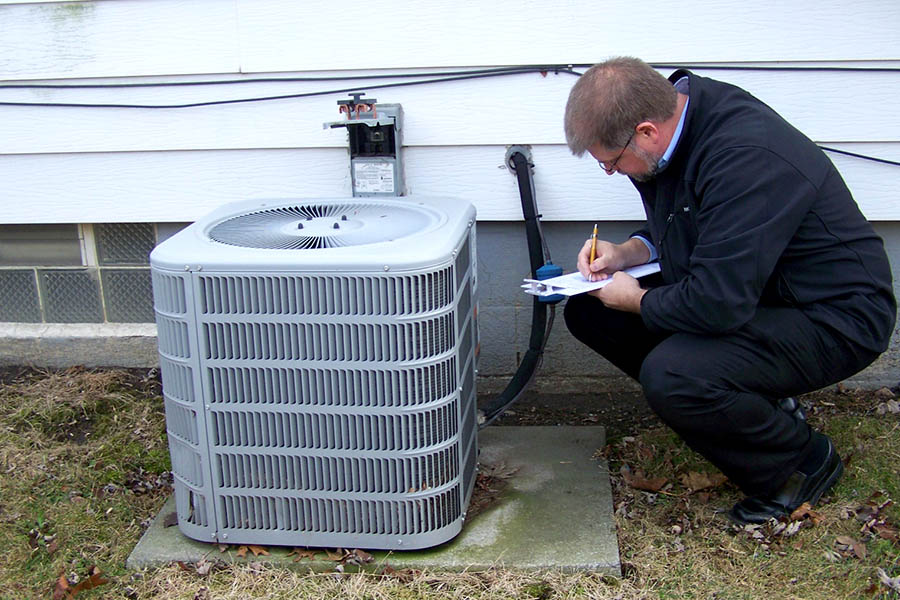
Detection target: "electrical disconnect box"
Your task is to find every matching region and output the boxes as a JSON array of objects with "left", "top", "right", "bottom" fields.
[{"left": 326, "top": 93, "right": 403, "bottom": 197}]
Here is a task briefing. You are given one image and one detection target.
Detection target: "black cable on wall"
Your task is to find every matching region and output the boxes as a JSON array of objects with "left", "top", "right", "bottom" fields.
[{"left": 1, "top": 63, "right": 897, "bottom": 166}]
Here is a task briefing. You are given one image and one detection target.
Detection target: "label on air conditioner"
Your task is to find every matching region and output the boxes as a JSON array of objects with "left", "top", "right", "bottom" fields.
[{"left": 353, "top": 161, "right": 395, "bottom": 194}]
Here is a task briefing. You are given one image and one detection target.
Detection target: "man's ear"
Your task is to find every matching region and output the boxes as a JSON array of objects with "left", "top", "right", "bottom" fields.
[
  {"left": 634, "top": 121, "right": 664, "bottom": 151},
  {"left": 635, "top": 121, "right": 660, "bottom": 143}
]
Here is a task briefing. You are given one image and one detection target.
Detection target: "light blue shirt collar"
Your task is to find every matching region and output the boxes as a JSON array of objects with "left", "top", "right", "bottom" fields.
[{"left": 658, "top": 76, "right": 689, "bottom": 169}]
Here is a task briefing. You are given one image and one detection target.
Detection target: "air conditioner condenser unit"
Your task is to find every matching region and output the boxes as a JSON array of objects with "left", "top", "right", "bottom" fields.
[{"left": 150, "top": 196, "right": 478, "bottom": 550}]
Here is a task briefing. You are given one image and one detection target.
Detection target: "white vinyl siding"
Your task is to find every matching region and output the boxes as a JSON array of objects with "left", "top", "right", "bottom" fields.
[
  {"left": 2, "top": 0, "right": 898, "bottom": 80},
  {"left": 1, "top": 0, "right": 898, "bottom": 223}
]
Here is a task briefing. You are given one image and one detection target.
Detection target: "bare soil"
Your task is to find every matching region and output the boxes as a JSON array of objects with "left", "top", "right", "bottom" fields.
[
  {"left": 480, "top": 390, "right": 660, "bottom": 438},
  {"left": 481, "top": 384, "right": 899, "bottom": 440}
]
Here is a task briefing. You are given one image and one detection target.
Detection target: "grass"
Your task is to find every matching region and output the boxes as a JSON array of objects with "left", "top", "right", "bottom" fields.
[
  {"left": 0, "top": 368, "right": 168, "bottom": 600},
  {"left": 0, "top": 369, "right": 898, "bottom": 599},
  {"left": 609, "top": 415, "right": 900, "bottom": 600}
]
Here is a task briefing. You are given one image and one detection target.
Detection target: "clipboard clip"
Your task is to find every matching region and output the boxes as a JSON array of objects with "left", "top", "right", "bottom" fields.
[{"left": 521, "top": 279, "right": 562, "bottom": 297}]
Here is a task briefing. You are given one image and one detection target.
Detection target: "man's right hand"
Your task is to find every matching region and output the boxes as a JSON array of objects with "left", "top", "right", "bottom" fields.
[{"left": 576, "top": 237, "right": 652, "bottom": 282}]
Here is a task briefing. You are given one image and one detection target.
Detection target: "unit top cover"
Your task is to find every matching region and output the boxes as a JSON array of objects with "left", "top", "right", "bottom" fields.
[{"left": 151, "top": 197, "right": 476, "bottom": 272}]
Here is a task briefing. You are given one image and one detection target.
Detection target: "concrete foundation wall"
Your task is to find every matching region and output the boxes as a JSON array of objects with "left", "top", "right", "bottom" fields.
[
  {"left": 477, "top": 221, "right": 900, "bottom": 391},
  {"left": 2, "top": 221, "right": 898, "bottom": 391}
]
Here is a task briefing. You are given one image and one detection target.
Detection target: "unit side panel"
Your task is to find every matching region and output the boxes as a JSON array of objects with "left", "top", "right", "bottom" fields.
[
  {"left": 452, "top": 227, "right": 479, "bottom": 517},
  {"left": 152, "top": 268, "right": 220, "bottom": 542}
]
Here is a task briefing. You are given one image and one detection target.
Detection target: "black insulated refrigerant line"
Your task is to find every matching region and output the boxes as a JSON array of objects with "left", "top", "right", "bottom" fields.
[{"left": 478, "top": 147, "right": 561, "bottom": 429}]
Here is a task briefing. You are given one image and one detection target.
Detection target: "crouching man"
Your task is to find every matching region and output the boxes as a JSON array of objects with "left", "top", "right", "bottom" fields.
[{"left": 562, "top": 57, "right": 896, "bottom": 523}]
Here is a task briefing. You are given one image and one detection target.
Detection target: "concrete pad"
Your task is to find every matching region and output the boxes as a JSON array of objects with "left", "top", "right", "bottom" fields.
[{"left": 127, "top": 426, "right": 619, "bottom": 574}]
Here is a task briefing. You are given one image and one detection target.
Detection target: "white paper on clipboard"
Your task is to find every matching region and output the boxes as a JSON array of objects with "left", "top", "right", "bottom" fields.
[{"left": 521, "top": 262, "right": 661, "bottom": 297}]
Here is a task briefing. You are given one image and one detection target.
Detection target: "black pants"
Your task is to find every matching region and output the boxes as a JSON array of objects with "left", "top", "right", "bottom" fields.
[{"left": 563, "top": 293, "right": 878, "bottom": 495}]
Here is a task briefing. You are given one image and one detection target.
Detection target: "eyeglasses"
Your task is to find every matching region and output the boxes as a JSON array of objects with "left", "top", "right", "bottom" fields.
[{"left": 598, "top": 130, "right": 635, "bottom": 173}]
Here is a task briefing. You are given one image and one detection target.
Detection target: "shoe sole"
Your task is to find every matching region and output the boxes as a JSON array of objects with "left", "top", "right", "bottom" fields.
[{"left": 726, "top": 441, "right": 844, "bottom": 525}]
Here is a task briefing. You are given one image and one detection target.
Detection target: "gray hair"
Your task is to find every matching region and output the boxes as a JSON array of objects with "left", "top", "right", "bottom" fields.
[{"left": 564, "top": 57, "right": 678, "bottom": 156}]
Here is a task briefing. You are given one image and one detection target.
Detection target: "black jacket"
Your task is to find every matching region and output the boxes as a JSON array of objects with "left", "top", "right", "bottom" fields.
[{"left": 635, "top": 70, "right": 896, "bottom": 353}]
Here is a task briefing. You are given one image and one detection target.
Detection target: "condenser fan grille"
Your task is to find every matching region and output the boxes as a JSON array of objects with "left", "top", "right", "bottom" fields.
[{"left": 207, "top": 202, "right": 439, "bottom": 249}]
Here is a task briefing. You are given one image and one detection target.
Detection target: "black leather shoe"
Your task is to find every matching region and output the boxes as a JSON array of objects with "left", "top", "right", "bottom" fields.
[
  {"left": 728, "top": 435, "right": 843, "bottom": 525},
  {"left": 777, "top": 396, "right": 806, "bottom": 421}
]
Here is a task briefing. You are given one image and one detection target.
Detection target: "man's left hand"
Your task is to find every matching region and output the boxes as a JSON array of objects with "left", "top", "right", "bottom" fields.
[{"left": 589, "top": 271, "right": 647, "bottom": 313}]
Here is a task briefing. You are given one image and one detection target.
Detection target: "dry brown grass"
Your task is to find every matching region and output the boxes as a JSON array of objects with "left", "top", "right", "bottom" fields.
[
  {"left": 0, "top": 369, "right": 898, "bottom": 599},
  {"left": 0, "top": 367, "right": 169, "bottom": 600},
  {"left": 126, "top": 563, "right": 638, "bottom": 600}
]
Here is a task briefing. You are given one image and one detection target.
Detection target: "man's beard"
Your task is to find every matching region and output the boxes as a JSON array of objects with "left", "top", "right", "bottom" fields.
[{"left": 629, "top": 145, "right": 664, "bottom": 182}]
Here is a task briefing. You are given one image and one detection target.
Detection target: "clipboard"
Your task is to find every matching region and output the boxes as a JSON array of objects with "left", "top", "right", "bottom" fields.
[{"left": 522, "top": 262, "right": 661, "bottom": 297}]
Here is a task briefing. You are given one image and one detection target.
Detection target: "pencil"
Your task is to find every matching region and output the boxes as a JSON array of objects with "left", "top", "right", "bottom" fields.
[{"left": 589, "top": 223, "right": 598, "bottom": 264}]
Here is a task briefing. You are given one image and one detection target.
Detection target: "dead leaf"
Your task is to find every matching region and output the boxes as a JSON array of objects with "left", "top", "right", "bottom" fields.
[
  {"left": 52, "top": 573, "right": 70, "bottom": 600},
  {"left": 67, "top": 566, "right": 110, "bottom": 596},
  {"left": 325, "top": 548, "right": 347, "bottom": 561},
  {"left": 46, "top": 538, "right": 59, "bottom": 556},
  {"left": 630, "top": 475, "right": 668, "bottom": 492},
  {"left": 822, "top": 549, "right": 843, "bottom": 562},
  {"left": 195, "top": 560, "right": 212, "bottom": 576},
  {"left": 791, "top": 502, "right": 813, "bottom": 520},
  {"left": 638, "top": 444, "right": 655, "bottom": 460},
  {"left": 789, "top": 502, "right": 824, "bottom": 524},
  {"left": 593, "top": 445, "right": 612, "bottom": 459},
  {"left": 382, "top": 565, "right": 419, "bottom": 583},
  {"left": 235, "top": 546, "right": 248, "bottom": 558},
  {"left": 28, "top": 528, "right": 44, "bottom": 550},
  {"left": 163, "top": 512, "right": 178, "bottom": 528},
  {"left": 874, "top": 387, "right": 896, "bottom": 399},
  {"left": 835, "top": 535, "right": 856, "bottom": 546},
  {"left": 351, "top": 548, "right": 374, "bottom": 563},
  {"left": 246, "top": 561, "right": 266, "bottom": 574},
  {"left": 621, "top": 465, "right": 667, "bottom": 492},
  {"left": 679, "top": 471, "right": 727, "bottom": 493},
  {"left": 288, "top": 548, "right": 320, "bottom": 562},
  {"left": 835, "top": 535, "right": 867, "bottom": 559},
  {"left": 876, "top": 399, "right": 900, "bottom": 415},
  {"left": 878, "top": 567, "right": 900, "bottom": 592},
  {"left": 481, "top": 462, "right": 518, "bottom": 480},
  {"left": 772, "top": 520, "right": 802, "bottom": 538},
  {"left": 740, "top": 523, "right": 768, "bottom": 543},
  {"left": 247, "top": 545, "right": 269, "bottom": 557},
  {"left": 873, "top": 523, "right": 899, "bottom": 542}
]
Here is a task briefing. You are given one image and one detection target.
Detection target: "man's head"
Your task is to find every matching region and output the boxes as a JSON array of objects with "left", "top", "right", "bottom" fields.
[{"left": 564, "top": 57, "right": 678, "bottom": 181}]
